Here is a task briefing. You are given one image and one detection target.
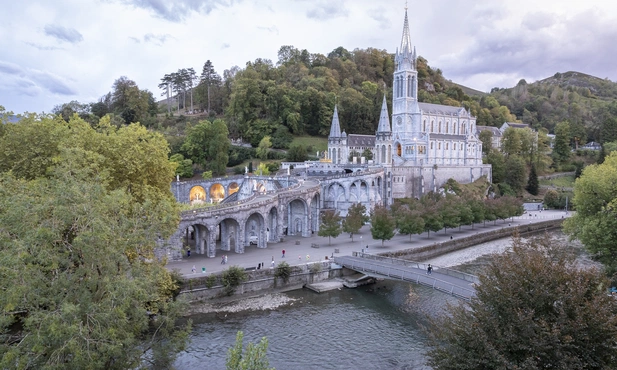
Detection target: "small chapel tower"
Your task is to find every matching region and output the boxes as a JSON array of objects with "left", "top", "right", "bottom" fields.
[
  {"left": 375, "top": 95, "right": 392, "bottom": 165},
  {"left": 328, "top": 105, "right": 347, "bottom": 164}
]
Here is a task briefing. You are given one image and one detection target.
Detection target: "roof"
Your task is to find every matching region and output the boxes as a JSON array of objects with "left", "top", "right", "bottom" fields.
[
  {"left": 347, "top": 134, "right": 375, "bottom": 147},
  {"left": 418, "top": 102, "right": 468, "bottom": 116},
  {"left": 476, "top": 125, "right": 502, "bottom": 136},
  {"left": 503, "top": 122, "right": 529, "bottom": 129}
]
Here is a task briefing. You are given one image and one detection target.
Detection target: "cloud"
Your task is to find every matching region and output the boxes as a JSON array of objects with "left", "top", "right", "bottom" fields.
[
  {"left": 0, "top": 60, "right": 76, "bottom": 97},
  {"left": 522, "top": 12, "right": 557, "bottom": 31},
  {"left": 368, "top": 7, "right": 389, "bottom": 29},
  {"left": 43, "top": 24, "right": 84, "bottom": 43},
  {"left": 257, "top": 25, "right": 279, "bottom": 35},
  {"left": 24, "top": 42, "right": 64, "bottom": 51},
  {"left": 144, "top": 33, "right": 173, "bottom": 45},
  {"left": 306, "top": 0, "right": 349, "bottom": 21},
  {"left": 116, "top": 0, "right": 237, "bottom": 22}
]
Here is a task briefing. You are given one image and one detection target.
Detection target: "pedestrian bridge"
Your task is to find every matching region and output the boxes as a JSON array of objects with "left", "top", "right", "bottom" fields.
[{"left": 333, "top": 253, "right": 478, "bottom": 300}]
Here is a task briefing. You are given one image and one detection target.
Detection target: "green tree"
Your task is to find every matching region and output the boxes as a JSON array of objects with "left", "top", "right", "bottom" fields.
[
  {"left": 342, "top": 203, "right": 367, "bottom": 241},
  {"left": 564, "top": 152, "right": 617, "bottom": 271},
  {"left": 170, "top": 153, "right": 194, "bottom": 178},
  {"left": 286, "top": 144, "right": 307, "bottom": 162},
  {"left": 257, "top": 136, "right": 272, "bottom": 160},
  {"left": 485, "top": 149, "right": 505, "bottom": 184},
  {"left": 370, "top": 205, "right": 396, "bottom": 246},
  {"left": 226, "top": 331, "right": 274, "bottom": 370},
  {"left": 395, "top": 205, "right": 425, "bottom": 241},
  {"left": 526, "top": 163, "right": 539, "bottom": 195},
  {"left": 552, "top": 121, "right": 571, "bottom": 165},
  {"left": 361, "top": 148, "right": 373, "bottom": 160},
  {"left": 318, "top": 210, "right": 342, "bottom": 245},
  {"left": 504, "top": 155, "right": 527, "bottom": 195},
  {"left": 0, "top": 151, "right": 188, "bottom": 369},
  {"left": 467, "top": 198, "right": 486, "bottom": 229},
  {"left": 479, "top": 130, "right": 493, "bottom": 155},
  {"left": 255, "top": 162, "right": 270, "bottom": 176},
  {"left": 438, "top": 196, "right": 460, "bottom": 234},
  {"left": 426, "top": 234, "right": 617, "bottom": 369},
  {"left": 422, "top": 203, "right": 444, "bottom": 238}
]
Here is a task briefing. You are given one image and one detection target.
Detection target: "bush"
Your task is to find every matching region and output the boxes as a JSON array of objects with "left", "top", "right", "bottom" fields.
[
  {"left": 309, "top": 263, "right": 323, "bottom": 273},
  {"left": 497, "top": 183, "right": 515, "bottom": 197},
  {"left": 267, "top": 162, "right": 280, "bottom": 172},
  {"left": 274, "top": 262, "right": 292, "bottom": 283},
  {"left": 205, "top": 274, "right": 217, "bottom": 289},
  {"left": 221, "top": 266, "right": 247, "bottom": 296}
]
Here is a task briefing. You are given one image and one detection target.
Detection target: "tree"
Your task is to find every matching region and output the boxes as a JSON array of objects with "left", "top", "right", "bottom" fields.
[
  {"left": 255, "top": 162, "right": 270, "bottom": 176},
  {"left": 438, "top": 196, "right": 460, "bottom": 234},
  {"left": 504, "top": 155, "right": 527, "bottom": 195},
  {"left": 342, "top": 203, "right": 367, "bottom": 241},
  {"left": 0, "top": 123, "right": 189, "bottom": 368},
  {"left": 395, "top": 205, "right": 425, "bottom": 241},
  {"left": 286, "top": 144, "right": 307, "bottom": 162},
  {"left": 181, "top": 119, "right": 230, "bottom": 176},
  {"left": 361, "top": 148, "right": 373, "bottom": 160},
  {"left": 526, "top": 163, "right": 539, "bottom": 195},
  {"left": 226, "top": 331, "right": 274, "bottom": 370},
  {"left": 564, "top": 152, "right": 617, "bottom": 271},
  {"left": 201, "top": 60, "right": 221, "bottom": 114},
  {"left": 257, "top": 136, "right": 272, "bottom": 160},
  {"left": 479, "top": 130, "right": 493, "bottom": 155},
  {"left": 370, "top": 205, "right": 396, "bottom": 246},
  {"left": 170, "top": 153, "right": 193, "bottom": 178},
  {"left": 426, "top": 234, "right": 617, "bottom": 369},
  {"left": 552, "top": 121, "right": 571, "bottom": 165},
  {"left": 158, "top": 73, "right": 173, "bottom": 114},
  {"left": 318, "top": 210, "right": 342, "bottom": 245},
  {"left": 485, "top": 149, "right": 505, "bottom": 184}
]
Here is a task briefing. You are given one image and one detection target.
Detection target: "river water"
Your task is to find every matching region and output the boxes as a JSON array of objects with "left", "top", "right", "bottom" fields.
[{"left": 174, "top": 231, "right": 598, "bottom": 370}]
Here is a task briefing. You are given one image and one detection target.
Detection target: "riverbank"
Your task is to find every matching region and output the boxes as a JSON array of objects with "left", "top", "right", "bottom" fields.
[{"left": 172, "top": 210, "right": 570, "bottom": 305}]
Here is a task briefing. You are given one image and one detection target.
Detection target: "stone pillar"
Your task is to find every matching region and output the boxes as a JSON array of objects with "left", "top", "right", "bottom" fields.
[
  {"left": 220, "top": 221, "right": 230, "bottom": 251},
  {"left": 208, "top": 231, "right": 217, "bottom": 257}
]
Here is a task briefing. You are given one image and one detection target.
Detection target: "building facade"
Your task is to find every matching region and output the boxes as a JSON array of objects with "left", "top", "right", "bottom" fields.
[{"left": 326, "top": 9, "right": 490, "bottom": 200}]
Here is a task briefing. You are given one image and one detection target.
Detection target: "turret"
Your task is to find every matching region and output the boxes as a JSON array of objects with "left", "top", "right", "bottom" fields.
[
  {"left": 328, "top": 105, "right": 342, "bottom": 138},
  {"left": 376, "top": 95, "right": 391, "bottom": 133}
]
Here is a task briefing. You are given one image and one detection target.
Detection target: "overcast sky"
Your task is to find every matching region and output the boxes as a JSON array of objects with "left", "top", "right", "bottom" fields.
[{"left": 2, "top": 0, "right": 617, "bottom": 115}]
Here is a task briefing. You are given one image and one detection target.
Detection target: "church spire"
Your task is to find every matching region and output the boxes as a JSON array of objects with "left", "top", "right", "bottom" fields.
[
  {"left": 377, "top": 95, "right": 391, "bottom": 133},
  {"left": 328, "top": 105, "right": 342, "bottom": 138},
  {"left": 400, "top": 7, "right": 412, "bottom": 55}
]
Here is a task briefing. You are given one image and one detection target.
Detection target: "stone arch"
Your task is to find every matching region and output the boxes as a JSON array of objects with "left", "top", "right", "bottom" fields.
[
  {"left": 209, "top": 183, "right": 225, "bottom": 203},
  {"left": 228, "top": 182, "right": 239, "bottom": 196},
  {"left": 218, "top": 218, "right": 242, "bottom": 254},
  {"left": 244, "top": 212, "right": 266, "bottom": 248},
  {"left": 188, "top": 223, "right": 212, "bottom": 256},
  {"left": 326, "top": 183, "right": 345, "bottom": 209},
  {"left": 287, "top": 199, "right": 309, "bottom": 236},
  {"left": 396, "top": 142, "right": 402, "bottom": 156},
  {"left": 189, "top": 186, "right": 206, "bottom": 204}
]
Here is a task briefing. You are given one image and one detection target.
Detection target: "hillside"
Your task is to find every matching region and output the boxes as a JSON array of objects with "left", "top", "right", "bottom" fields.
[{"left": 489, "top": 71, "right": 617, "bottom": 143}]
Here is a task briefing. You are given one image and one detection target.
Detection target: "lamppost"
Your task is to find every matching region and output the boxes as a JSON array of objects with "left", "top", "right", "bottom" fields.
[{"left": 360, "top": 235, "right": 363, "bottom": 253}]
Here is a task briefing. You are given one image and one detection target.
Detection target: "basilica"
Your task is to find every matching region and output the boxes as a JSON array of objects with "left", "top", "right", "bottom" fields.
[{"left": 325, "top": 9, "right": 491, "bottom": 201}]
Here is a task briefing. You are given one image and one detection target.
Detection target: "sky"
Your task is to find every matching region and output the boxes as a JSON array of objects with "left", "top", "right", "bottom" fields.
[{"left": 2, "top": 0, "right": 617, "bottom": 115}]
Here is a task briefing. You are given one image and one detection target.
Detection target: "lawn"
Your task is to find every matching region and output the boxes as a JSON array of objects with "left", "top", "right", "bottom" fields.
[
  {"left": 539, "top": 175, "right": 576, "bottom": 188},
  {"left": 290, "top": 135, "right": 328, "bottom": 152}
]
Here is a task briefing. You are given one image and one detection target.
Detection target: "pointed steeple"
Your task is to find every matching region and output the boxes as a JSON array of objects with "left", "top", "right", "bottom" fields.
[
  {"left": 400, "top": 8, "right": 412, "bottom": 55},
  {"left": 377, "top": 95, "right": 391, "bottom": 133},
  {"left": 328, "top": 105, "right": 342, "bottom": 138}
]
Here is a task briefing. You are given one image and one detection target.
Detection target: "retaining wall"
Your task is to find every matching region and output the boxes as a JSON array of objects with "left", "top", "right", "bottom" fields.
[
  {"left": 382, "top": 218, "right": 565, "bottom": 261},
  {"left": 179, "top": 262, "right": 343, "bottom": 302}
]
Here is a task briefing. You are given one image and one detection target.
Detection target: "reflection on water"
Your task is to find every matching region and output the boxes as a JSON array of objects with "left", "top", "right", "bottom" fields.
[{"left": 174, "top": 231, "right": 597, "bottom": 370}]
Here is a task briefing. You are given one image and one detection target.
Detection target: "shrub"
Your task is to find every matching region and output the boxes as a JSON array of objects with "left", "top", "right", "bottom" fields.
[
  {"left": 205, "top": 274, "right": 217, "bottom": 289},
  {"left": 309, "top": 263, "right": 323, "bottom": 274},
  {"left": 221, "top": 266, "right": 247, "bottom": 296},
  {"left": 274, "top": 262, "right": 292, "bottom": 283}
]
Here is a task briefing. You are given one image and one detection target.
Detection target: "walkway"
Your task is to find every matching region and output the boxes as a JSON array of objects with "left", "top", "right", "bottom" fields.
[
  {"left": 167, "top": 209, "right": 571, "bottom": 280},
  {"left": 334, "top": 254, "right": 478, "bottom": 300}
]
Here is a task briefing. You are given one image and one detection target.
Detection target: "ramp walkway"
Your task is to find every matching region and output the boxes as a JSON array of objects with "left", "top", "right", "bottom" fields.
[{"left": 334, "top": 253, "right": 478, "bottom": 300}]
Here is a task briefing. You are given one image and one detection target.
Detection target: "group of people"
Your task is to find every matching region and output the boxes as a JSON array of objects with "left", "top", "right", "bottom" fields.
[{"left": 220, "top": 255, "right": 228, "bottom": 265}]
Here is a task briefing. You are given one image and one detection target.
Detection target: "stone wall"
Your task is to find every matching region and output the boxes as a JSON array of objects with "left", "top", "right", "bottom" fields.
[
  {"left": 382, "top": 219, "right": 564, "bottom": 261},
  {"left": 179, "top": 262, "right": 343, "bottom": 302}
]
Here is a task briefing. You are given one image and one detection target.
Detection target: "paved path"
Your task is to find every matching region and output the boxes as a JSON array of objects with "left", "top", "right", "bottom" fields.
[
  {"left": 167, "top": 209, "right": 571, "bottom": 279},
  {"left": 334, "top": 255, "right": 478, "bottom": 300}
]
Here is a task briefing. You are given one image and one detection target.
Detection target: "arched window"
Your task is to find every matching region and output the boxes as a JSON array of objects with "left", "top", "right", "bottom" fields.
[
  {"left": 446, "top": 122, "right": 449, "bottom": 134},
  {"left": 431, "top": 121, "right": 434, "bottom": 132},
  {"left": 438, "top": 122, "right": 442, "bottom": 133},
  {"left": 407, "top": 76, "right": 412, "bottom": 97},
  {"left": 397, "top": 143, "right": 402, "bottom": 156},
  {"left": 423, "top": 120, "right": 426, "bottom": 132},
  {"left": 446, "top": 143, "right": 449, "bottom": 150},
  {"left": 430, "top": 142, "right": 434, "bottom": 150},
  {"left": 381, "top": 145, "right": 385, "bottom": 163}
]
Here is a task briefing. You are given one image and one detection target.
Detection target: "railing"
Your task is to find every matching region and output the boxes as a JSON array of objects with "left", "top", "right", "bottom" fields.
[
  {"left": 339, "top": 257, "right": 476, "bottom": 300},
  {"left": 352, "top": 252, "right": 479, "bottom": 285}
]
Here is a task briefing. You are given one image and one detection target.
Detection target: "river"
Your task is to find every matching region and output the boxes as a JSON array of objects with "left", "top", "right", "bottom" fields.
[{"left": 173, "top": 231, "right": 599, "bottom": 370}]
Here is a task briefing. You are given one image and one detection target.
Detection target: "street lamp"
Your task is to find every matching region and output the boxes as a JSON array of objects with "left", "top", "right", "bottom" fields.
[{"left": 360, "top": 235, "right": 363, "bottom": 253}]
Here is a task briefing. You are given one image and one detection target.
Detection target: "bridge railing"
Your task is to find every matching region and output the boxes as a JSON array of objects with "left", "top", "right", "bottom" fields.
[
  {"left": 339, "top": 257, "right": 475, "bottom": 300},
  {"left": 352, "top": 252, "right": 480, "bottom": 285}
]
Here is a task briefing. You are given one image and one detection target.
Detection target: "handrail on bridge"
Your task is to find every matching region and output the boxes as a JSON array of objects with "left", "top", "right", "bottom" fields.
[
  {"left": 339, "top": 257, "right": 475, "bottom": 300},
  {"left": 351, "top": 252, "right": 480, "bottom": 285}
]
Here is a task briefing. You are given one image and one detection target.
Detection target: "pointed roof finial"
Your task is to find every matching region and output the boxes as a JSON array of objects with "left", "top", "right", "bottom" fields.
[
  {"left": 400, "top": 5, "right": 412, "bottom": 54},
  {"left": 377, "top": 95, "right": 391, "bottom": 133},
  {"left": 328, "top": 105, "right": 342, "bottom": 138}
]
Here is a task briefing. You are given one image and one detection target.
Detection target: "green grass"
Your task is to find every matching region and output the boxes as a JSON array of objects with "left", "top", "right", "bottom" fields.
[
  {"left": 290, "top": 136, "right": 328, "bottom": 152},
  {"left": 540, "top": 175, "right": 576, "bottom": 188}
]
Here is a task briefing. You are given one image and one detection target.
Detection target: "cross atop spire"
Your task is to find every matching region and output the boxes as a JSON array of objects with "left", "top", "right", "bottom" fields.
[{"left": 400, "top": 7, "right": 412, "bottom": 55}]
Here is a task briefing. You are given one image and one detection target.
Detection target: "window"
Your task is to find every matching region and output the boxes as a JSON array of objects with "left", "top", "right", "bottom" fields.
[
  {"left": 430, "top": 142, "right": 434, "bottom": 149},
  {"left": 446, "top": 143, "right": 449, "bottom": 150},
  {"left": 423, "top": 120, "right": 426, "bottom": 132},
  {"left": 431, "top": 121, "right": 434, "bottom": 132},
  {"left": 438, "top": 142, "right": 441, "bottom": 150}
]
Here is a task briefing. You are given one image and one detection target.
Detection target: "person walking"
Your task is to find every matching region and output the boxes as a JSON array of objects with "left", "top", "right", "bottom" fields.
[
  {"left": 271, "top": 257, "right": 275, "bottom": 268},
  {"left": 224, "top": 255, "right": 228, "bottom": 265},
  {"left": 427, "top": 264, "right": 433, "bottom": 275},
  {"left": 306, "top": 254, "right": 310, "bottom": 261},
  {"left": 191, "top": 265, "right": 196, "bottom": 274},
  {"left": 282, "top": 249, "right": 286, "bottom": 258},
  {"left": 186, "top": 248, "right": 191, "bottom": 258}
]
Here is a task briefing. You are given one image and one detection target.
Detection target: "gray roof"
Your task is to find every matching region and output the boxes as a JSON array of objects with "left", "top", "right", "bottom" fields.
[
  {"left": 347, "top": 134, "right": 375, "bottom": 147},
  {"left": 376, "top": 95, "right": 391, "bottom": 133},
  {"left": 476, "top": 125, "right": 502, "bottom": 136},
  {"left": 328, "top": 105, "right": 342, "bottom": 138},
  {"left": 504, "top": 122, "right": 529, "bottom": 129},
  {"left": 418, "top": 102, "right": 468, "bottom": 116}
]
